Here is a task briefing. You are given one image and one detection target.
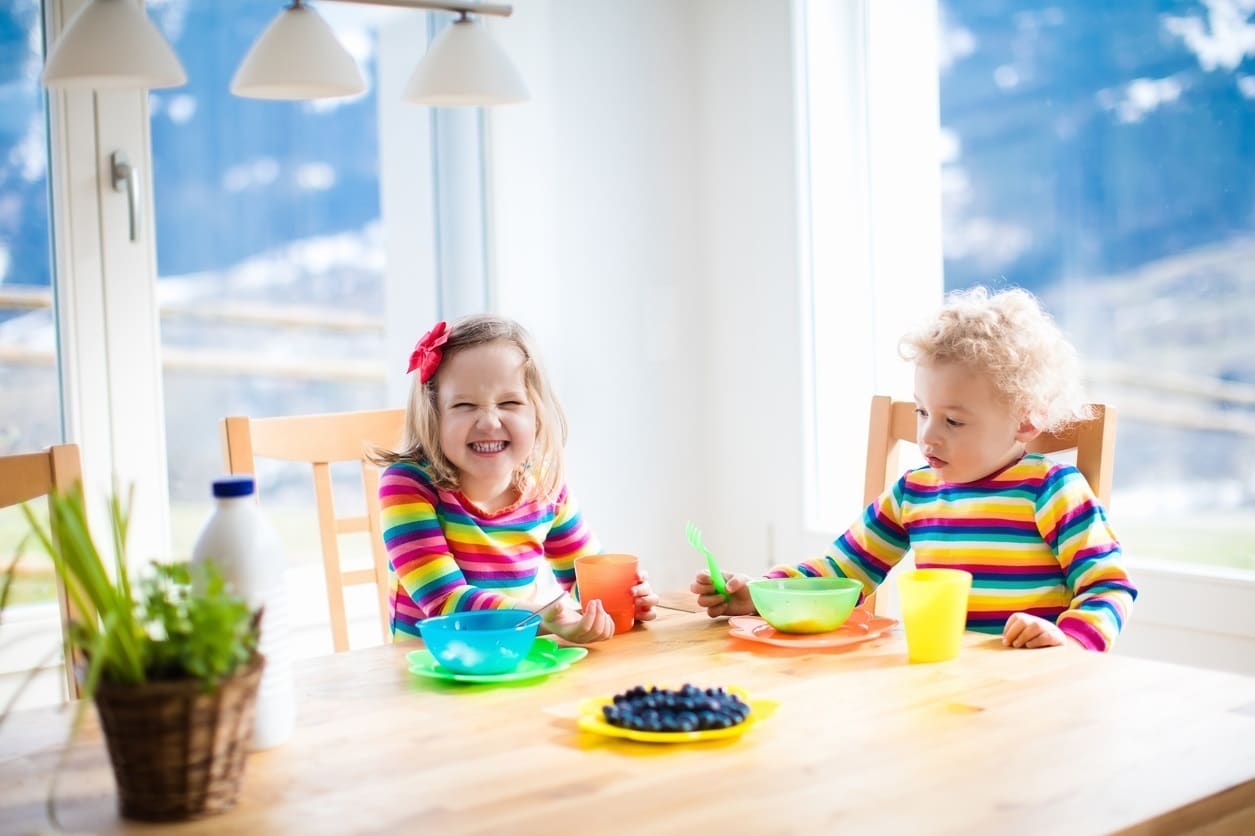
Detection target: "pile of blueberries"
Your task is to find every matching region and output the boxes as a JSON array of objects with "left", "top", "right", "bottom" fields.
[{"left": 601, "top": 684, "right": 750, "bottom": 733}]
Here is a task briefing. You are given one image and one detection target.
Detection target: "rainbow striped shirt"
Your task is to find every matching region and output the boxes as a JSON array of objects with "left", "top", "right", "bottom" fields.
[
  {"left": 769, "top": 454, "right": 1137, "bottom": 651},
  {"left": 379, "top": 460, "right": 600, "bottom": 639}
]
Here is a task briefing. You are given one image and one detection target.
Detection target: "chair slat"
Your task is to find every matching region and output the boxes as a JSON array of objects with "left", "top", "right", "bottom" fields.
[
  {"left": 0, "top": 451, "right": 56, "bottom": 507},
  {"left": 865, "top": 396, "right": 1116, "bottom": 507},
  {"left": 335, "top": 516, "right": 370, "bottom": 535},
  {"left": 340, "top": 569, "right": 377, "bottom": 586},
  {"left": 221, "top": 409, "right": 405, "bottom": 653},
  {"left": 0, "top": 444, "right": 85, "bottom": 699},
  {"left": 244, "top": 411, "right": 404, "bottom": 463}
]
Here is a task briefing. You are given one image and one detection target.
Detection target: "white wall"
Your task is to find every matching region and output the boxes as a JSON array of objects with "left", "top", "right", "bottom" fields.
[
  {"left": 487, "top": 0, "right": 802, "bottom": 594},
  {"left": 488, "top": 0, "right": 711, "bottom": 594},
  {"left": 691, "top": 5, "right": 808, "bottom": 578}
]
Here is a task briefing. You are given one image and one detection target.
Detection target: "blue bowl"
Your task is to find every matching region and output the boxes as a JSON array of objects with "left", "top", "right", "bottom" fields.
[{"left": 418, "top": 610, "right": 540, "bottom": 675}]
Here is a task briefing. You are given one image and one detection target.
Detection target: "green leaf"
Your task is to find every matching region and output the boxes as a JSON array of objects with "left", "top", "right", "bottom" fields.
[
  {"left": 0, "top": 533, "right": 28, "bottom": 620},
  {"left": 12, "top": 486, "right": 259, "bottom": 694}
]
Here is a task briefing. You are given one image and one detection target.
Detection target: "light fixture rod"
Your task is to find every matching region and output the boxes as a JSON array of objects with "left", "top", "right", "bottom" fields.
[{"left": 329, "top": 0, "right": 513, "bottom": 18}]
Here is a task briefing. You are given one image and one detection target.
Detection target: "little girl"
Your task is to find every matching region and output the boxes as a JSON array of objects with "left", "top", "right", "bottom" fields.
[
  {"left": 693, "top": 286, "right": 1137, "bottom": 651},
  {"left": 377, "top": 315, "right": 658, "bottom": 644}
]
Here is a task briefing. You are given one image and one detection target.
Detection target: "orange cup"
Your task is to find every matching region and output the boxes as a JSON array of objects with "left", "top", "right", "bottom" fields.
[{"left": 574, "top": 554, "right": 639, "bottom": 635}]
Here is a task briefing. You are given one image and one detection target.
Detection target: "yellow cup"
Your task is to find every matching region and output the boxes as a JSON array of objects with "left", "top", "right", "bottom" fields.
[{"left": 897, "top": 568, "right": 972, "bottom": 663}]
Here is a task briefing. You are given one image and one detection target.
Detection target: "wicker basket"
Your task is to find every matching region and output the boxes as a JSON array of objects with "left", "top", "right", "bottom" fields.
[{"left": 92, "top": 654, "right": 265, "bottom": 821}]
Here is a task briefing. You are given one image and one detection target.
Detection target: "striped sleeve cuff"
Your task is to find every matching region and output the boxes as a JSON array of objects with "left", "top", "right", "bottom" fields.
[{"left": 1057, "top": 616, "right": 1107, "bottom": 652}]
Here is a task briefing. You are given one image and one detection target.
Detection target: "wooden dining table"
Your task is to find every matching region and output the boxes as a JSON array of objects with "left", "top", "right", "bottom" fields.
[{"left": 2, "top": 591, "right": 1254, "bottom": 835}]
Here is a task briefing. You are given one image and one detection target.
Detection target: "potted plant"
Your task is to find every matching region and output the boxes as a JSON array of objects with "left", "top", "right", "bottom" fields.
[{"left": 2, "top": 486, "right": 264, "bottom": 822}]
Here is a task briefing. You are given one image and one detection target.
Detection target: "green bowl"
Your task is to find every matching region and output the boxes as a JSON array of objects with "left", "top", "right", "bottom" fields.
[{"left": 747, "top": 577, "right": 863, "bottom": 634}]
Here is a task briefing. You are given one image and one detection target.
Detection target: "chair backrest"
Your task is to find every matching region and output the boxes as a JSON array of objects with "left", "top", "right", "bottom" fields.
[
  {"left": 860, "top": 397, "right": 1117, "bottom": 615},
  {"left": 863, "top": 395, "right": 1117, "bottom": 507},
  {"left": 0, "top": 444, "right": 85, "bottom": 698},
  {"left": 220, "top": 409, "right": 406, "bottom": 653}
]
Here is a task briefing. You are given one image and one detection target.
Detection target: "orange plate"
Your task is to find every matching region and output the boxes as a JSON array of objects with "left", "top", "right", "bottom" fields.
[{"left": 728, "top": 612, "right": 898, "bottom": 649}]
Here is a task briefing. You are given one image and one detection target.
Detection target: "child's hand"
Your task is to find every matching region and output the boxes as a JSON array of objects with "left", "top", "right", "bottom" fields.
[
  {"left": 1002, "top": 612, "right": 1075, "bottom": 649},
  {"left": 542, "top": 597, "right": 616, "bottom": 644},
  {"left": 690, "top": 570, "right": 755, "bottom": 619},
  {"left": 632, "top": 569, "right": 660, "bottom": 623}
]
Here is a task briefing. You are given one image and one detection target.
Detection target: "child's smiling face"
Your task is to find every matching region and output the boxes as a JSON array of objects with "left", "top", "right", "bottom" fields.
[
  {"left": 913, "top": 360, "right": 1040, "bottom": 484},
  {"left": 435, "top": 340, "right": 537, "bottom": 510}
]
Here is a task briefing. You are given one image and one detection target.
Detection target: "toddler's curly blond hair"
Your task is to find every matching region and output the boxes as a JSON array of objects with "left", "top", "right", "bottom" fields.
[{"left": 899, "top": 286, "right": 1091, "bottom": 433}]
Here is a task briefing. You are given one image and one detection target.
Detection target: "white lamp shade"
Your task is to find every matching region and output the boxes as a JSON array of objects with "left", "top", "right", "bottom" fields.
[
  {"left": 404, "top": 18, "right": 529, "bottom": 106},
  {"left": 231, "top": 4, "right": 366, "bottom": 100},
  {"left": 43, "top": 0, "right": 186, "bottom": 90}
]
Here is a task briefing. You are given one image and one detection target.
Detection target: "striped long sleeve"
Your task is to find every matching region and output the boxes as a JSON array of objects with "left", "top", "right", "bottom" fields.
[
  {"left": 1034, "top": 466, "right": 1136, "bottom": 651},
  {"left": 767, "top": 454, "right": 1137, "bottom": 651},
  {"left": 378, "top": 461, "right": 601, "bottom": 639}
]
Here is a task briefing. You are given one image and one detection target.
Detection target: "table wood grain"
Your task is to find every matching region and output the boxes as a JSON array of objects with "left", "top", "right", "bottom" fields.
[{"left": 2, "top": 606, "right": 1254, "bottom": 835}]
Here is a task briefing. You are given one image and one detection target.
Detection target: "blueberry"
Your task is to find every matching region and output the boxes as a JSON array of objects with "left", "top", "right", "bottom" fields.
[{"left": 606, "top": 685, "right": 748, "bottom": 732}]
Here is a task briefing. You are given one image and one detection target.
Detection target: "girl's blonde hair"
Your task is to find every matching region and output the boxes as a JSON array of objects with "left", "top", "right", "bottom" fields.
[
  {"left": 899, "top": 286, "right": 1091, "bottom": 432},
  {"left": 374, "top": 314, "right": 568, "bottom": 502}
]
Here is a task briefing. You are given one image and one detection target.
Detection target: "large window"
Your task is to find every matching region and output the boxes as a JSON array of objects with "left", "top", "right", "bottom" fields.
[
  {"left": 0, "top": 0, "right": 58, "bottom": 454},
  {"left": 146, "top": 3, "right": 486, "bottom": 654},
  {"left": 937, "top": 0, "right": 1255, "bottom": 572},
  {"left": 1, "top": 0, "right": 485, "bottom": 704},
  {"left": 149, "top": 3, "right": 393, "bottom": 655},
  {"left": 0, "top": 0, "right": 64, "bottom": 710}
]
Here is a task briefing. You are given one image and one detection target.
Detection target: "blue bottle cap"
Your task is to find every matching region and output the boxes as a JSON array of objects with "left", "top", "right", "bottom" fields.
[{"left": 212, "top": 476, "right": 256, "bottom": 498}]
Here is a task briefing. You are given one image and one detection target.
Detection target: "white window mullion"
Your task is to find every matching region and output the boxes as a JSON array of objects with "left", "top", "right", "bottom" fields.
[
  {"left": 93, "top": 87, "right": 170, "bottom": 560},
  {"left": 378, "top": 13, "right": 439, "bottom": 405},
  {"left": 45, "top": 82, "right": 112, "bottom": 496},
  {"left": 45, "top": 0, "right": 170, "bottom": 564}
]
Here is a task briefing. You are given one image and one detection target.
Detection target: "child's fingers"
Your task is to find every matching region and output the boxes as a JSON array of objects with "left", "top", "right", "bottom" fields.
[
  {"left": 724, "top": 574, "right": 747, "bottom": 593},
  {"left": 572, "top": 600, "right": 614, "bottom": 643},
  {"left": 694, "top": 591, "right": 727, "bottom": 609},
  {"left": 1002, "top": 613, "right": 1028, "bottom": 646},
  {"left": 633, "top": 588, "right": 660, "bottom": 611},
  {"left": 1024, "top": 631, "right": 1062, "bottom": 649},
  {"left": 690, "top": 573, "right": 716, "bottom": 595},
  {"left": 1008, "top": 619, "right": 1043, "bottom": 648}
]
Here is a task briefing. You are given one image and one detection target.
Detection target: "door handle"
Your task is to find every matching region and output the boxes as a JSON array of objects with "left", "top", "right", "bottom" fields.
[{"left": 110, "top": 150, "right": 140, "bottom": 243}]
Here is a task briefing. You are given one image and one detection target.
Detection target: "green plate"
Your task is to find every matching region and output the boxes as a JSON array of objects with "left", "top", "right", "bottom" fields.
[{"left": 406, "top": 636, "right": 589, "bottom": 684}]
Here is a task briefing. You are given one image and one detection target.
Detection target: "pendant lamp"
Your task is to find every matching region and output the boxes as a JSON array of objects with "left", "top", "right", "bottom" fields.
[
  {"left": 42, "top": 0, "right": 186, "bottom": 90},
  {"left": 231, "top": 1, "right": 367, "bottom": 100},
  {"left": 403, "top": 15, "right": 529, "bottom": 106}
]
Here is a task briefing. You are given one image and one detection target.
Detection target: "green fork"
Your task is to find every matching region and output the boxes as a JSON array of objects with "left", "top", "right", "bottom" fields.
[{"left": 684, "top": 521, "right": 729, "bottom": 599}]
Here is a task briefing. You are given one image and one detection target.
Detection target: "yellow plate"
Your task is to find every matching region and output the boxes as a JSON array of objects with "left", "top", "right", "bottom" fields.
[{"left": 576, "top": 688, "right": 777, "bottom": 743}]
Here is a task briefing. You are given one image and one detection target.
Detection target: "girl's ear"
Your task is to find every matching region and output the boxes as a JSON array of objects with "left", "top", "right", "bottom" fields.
[{"left": 1014, "top": 415, "right": 1043, "bottom": 443}]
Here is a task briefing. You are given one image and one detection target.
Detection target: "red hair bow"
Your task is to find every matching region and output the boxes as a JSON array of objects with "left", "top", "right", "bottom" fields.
[{"left": 408, "top": 321, "right": 450, "bottom": 382}]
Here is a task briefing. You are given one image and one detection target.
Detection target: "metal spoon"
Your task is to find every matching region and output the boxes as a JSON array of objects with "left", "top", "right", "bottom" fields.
[{"left": 514, "top": 591, "right": 566, "bottom": 629}]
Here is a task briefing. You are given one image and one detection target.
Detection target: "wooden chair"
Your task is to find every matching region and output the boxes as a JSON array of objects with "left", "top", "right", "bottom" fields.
[
  {"left": 863, "top": 396, "right": 1117, "bottom": 507},
  {"left": 861, "top": 397, "right": 1117, "bottom": 614},
  {"left": 0, "top": 444, "right": 85, "bottom": 699},
  {"left": 220, "top": 409, "right": 406, "bottom": 653}
]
